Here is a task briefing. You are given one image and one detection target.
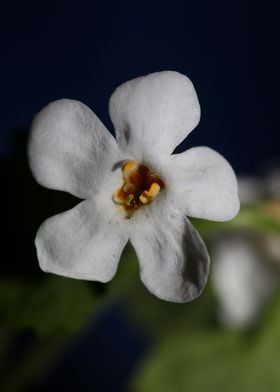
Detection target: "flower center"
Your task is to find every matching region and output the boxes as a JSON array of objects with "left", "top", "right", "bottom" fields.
[{"left": 113, "top": 160, "right": 165, "bottom": 219}]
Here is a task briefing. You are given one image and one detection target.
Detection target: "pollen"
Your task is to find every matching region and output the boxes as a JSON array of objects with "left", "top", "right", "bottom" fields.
[{"left": 113, "top": 160, "right": 165, "bottom": 218}]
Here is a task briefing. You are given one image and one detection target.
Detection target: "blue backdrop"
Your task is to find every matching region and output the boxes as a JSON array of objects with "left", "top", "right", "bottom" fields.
[{"left": 1, "top": 0, "right": 279, "bottom": 173}]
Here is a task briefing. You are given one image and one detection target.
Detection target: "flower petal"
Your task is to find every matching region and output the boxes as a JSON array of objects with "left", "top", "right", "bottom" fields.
[
  {"left": 109, "top": 71, "right": 200, "bottom": 158},
  {"left": 35, "top": 199, "right": 128, "bottom": 282},
  {"left": 28, "top": 99, "right": 118, "bottom": 199},
  {"left": 130, "top": 210, "right": 210, "bottom": 303},
  {"left": 170, "top": 147, "right": 240, "bottom": 221},
  {"left": 212, "top": 236, "right": 276, "bottom": 328}
]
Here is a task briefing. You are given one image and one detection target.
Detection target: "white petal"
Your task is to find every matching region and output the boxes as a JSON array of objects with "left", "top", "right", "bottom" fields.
[
  {"left": 35, "top": 198, "right": 128, "bottom": 282},
  {"left": 130, "top": 209, "right": 210, "bottom": 303},
  {"left": 109, "top": 71, "right": 200, "bottom": 159},
  {"left": 170, "top": 147, "right": 240, "bottom": 221},
  {"left": 212, "top": 237, "right": 276, "bottom": 328},
  {"left": 28, "top": 99, "right": 118, "bottom": 199}
]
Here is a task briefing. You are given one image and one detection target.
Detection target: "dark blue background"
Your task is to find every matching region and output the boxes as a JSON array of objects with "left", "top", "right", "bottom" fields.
[{"left": 1, "top": 0, "right": 279, "bottom": 173}]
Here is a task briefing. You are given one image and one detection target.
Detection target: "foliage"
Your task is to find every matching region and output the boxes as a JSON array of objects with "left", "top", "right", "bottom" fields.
[
  {"left": 0, "top": 275, "right": 96, "bottom": 337},
  {"left": 131, "top": 292, "right": 280, "bottom": 392}
]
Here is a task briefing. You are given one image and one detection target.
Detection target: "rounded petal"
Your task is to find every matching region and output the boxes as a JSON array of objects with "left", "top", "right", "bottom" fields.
[
  {"left": 170, "top": 147, "right": 240, "bottom": 221},
  {"left": 109, "top": 71, "right": 200, "bottom": 159},
  {"left": 35, "top": 199, "right": 128, "bottom": 282},
  {"left": 28, "top": 99, "right": 118, "bottom": 199},
  {"left": 130, "top": 210, "right": 210, "bottom": 303}
]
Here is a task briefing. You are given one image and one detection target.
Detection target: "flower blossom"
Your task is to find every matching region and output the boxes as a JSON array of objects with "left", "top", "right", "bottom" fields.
[
  {"left": 212, "top": 235, "right": 277, "bottom": 328},
  {"left": 28, "top": 71, "right": 239, "bottom": 303},
  {"left": 212, "top": 174, "right": 280, "bottom": 327}
]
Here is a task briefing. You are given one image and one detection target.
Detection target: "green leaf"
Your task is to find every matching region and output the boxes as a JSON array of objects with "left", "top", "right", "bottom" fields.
[
  {"left": 0, "top": 275, "right": 97, "bottom": 337},
  {"left": 131, "top": 291, "right": 280, "bottom": 392},
  {"left": 192, "top": 204, "right": 280, "bottom": 236}
]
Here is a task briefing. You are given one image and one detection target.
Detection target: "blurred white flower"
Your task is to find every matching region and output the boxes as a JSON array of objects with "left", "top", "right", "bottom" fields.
[
  {"left": 213, "top": 173, "right": 280, "bottom": 328},
  {"left": 238, "top": 176, "right": 262, "bottom": 204},
  {"left": 212, "top": 236, "right": 276, "bottom": 328},
  {"left": 263, "top": 198, "right": 280, "bottom": 265},
  {"left": 238, "top": 165, "right": 280, "bottom": 204},
  {"left": 28, "top": 71, "right": 239, "bottom": 303},
  {"left": 263, "top": 166, "right": 280, "bottom": 198}
]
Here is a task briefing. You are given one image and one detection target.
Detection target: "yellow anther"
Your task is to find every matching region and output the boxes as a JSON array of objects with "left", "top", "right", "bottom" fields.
[
  {"left": 122, "top": 160, "right": 137, "bottom": 173},
  {"left": 139, "top": 191, "right": 150, "bottom": 205},
  {"left": 147, "top": 182, "right": 161, "bottom": 198},
  {"left": 125, "top": 194, "right": 135, "bottom": 206}
]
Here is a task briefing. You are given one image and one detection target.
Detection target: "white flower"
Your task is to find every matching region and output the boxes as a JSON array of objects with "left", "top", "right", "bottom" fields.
[
  {"left": 28, "top": 71, "right": 239, "bottom": 303},
  {"left": 238, "top": 176, "right": 262, "bottom": 204},
  {"left": 212, "top": 236, "right": 276, "bottom": 328}
]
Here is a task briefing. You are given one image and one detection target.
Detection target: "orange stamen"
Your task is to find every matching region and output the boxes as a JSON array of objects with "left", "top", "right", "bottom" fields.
[{"left": 113, "top": 160, "right": 165, "bottom": 218}]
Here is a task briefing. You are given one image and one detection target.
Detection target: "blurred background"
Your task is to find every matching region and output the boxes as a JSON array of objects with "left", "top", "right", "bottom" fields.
[{"left": 1, "top": 0, "right": 280, "bottom": 391}]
